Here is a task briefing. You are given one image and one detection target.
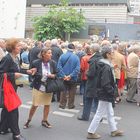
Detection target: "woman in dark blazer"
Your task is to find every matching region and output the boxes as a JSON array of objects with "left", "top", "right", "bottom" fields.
[
  {"left": 0, "top": 38, "right": 36, "bottom": 140},
  {"left": 24, "top": 48, "right": 57, "bottom": 129}
]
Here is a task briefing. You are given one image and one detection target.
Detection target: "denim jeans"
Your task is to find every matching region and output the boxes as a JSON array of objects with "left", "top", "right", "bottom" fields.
[
  {"left": 80, "top": 80, "right": 87, "bottom": 104},
  {"left": 79, "top": 80, "right": 86, "bottom": 95},
  {"left": 91, "top": 98, "right": 98, "bottom": 113},
  {"left": 82, "top": 97, "right": 98, "bottom": 120}
]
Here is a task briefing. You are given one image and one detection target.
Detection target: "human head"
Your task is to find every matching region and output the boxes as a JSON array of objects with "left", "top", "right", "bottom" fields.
[
  {"left": 101, "top": 45, "right": 113, "bottom": 59},
  {"left": 76, "top": 43, "right": 83, "bottom": 51},
  {"left": 118, "top": 42, "right": 127, "bottom": 54},
  {"left": 61, "top": 42, "right": 68, "bottom": 49},
  {"left": 22, "top": 43, "right": 29, "bottom": 51},
  {"left": 39, "top": 47, "right": 52, "bottom": 61},
  {"left": 112, "top": 43, "right": 118, "bottom": 51},
  {"left": 85, "top": 46, "right": 92, "bottom": 55},
  {"left": 101, "top": 40, "right": 111, "bottom": 47},
  {"left": 44, "top": 39, "right": 51, "bottom": 48},
  {"left": 67, "top": 43, "right": 75, "bottom": 51},
  {"left": 51, "top": 39, "right": 58, "bottom": 46},
  {"left": 132, "top": 44, "right": 140, "bottom": 57},
  {"left": 6, "top": 38, "right": 22, "bottom": 55},
  {"left": 90, "top": 43, "right": 100, "bottom": 54}
]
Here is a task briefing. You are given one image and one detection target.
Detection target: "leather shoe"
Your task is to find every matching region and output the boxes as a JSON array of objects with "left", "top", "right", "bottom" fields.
[
  {"left": 126, "top": 99, "right": 137, "bottom": 103},
  {"left": 68, "top": 105, "right": 75, "bottom": 109},
  {"left": 87, "top": 133, "right": 101, "bottom": 139},
  {"left": 111, "top": 130, "right": 123, "bottom": 137},
  {"left": 13, "top": 135, "right": 26, "bottom": 140},
  {"left": 59, "top": 105, "right": 65, "bottom": 109},
  {"left": 0, "top": 129, "right": 11, "bottom": 135},
  {"left": 77, "top": 116, "right": 88, "bottom": 121}
]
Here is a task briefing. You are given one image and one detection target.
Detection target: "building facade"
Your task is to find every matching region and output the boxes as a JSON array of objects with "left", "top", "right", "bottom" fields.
[
  {"left": 129, "top": 0, "right": 140, "bottom": 25},
  {"left": 25, "top": 0, "right": 140, "bottom": 41},
  {"left": 130, "top": 0, "right": 140, "bottom": 16}
]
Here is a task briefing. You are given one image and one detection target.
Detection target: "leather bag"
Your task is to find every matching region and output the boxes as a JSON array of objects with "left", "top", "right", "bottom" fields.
[{"left": 45, "top": 77, "right": 65, "bottom": 93}]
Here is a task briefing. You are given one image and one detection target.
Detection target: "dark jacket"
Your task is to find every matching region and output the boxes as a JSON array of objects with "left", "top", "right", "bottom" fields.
[
  {"left": 31, "top": 59, "right": 57, "bottom": 90},
  {"left": 85, "top": 52, "right": 102, "bottom": 98},
  {"left": 0, "top": 53, "right": 27, "bottom": 90},
  {"left": 96, "top": 59, "right": 115, "bottom": 103},
  {"left": 51, "top": 45, "right": 63, "bottom": 64},
  {"left": 28, "top": 46, "right": 41, "bottom": 64}
]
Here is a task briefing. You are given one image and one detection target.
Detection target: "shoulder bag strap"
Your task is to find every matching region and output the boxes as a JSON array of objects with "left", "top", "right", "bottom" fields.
[{"left": 62, "top": 54, "right": 72, "bottom": 68}]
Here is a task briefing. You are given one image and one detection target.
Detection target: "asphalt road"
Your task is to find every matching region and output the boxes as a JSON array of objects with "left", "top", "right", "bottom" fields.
[{"left": 0, "top": 86, "right": 140, "bottom": 140}]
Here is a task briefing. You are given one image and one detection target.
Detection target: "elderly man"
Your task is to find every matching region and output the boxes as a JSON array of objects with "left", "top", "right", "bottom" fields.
[
  {"left": 78, "top": 43, "right": 102, "bottom": 121},
  {"left": 111, "top": 43, "right": 126, "bottom": 103},
  {"left": 126, "top": 45, "right": 140, "bottom": 103},
  {"left": 87, "top": 45, "right": 123, "bottom": 139},
  {"left": 0, "top": 39, "right": 6, "bottom": 61},
  {"left": 44, "top": 39, "right": 51, "bottom": 48},
  {"left": 51, "top": 39, "right": 63, "bottom": 102},
  {"left": 51, "top": 39, "right": 63, "bottom": 64},
  {"left": 57, "top": 43, "right": 80, "bottom": 109}
]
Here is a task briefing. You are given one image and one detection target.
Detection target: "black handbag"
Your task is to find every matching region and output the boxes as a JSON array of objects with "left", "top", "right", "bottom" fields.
[
  {"left": 0, "top": 74, "right": 4, "bottom": 108},
  {"left": 45, "top": 77, "right": 65, "bottom": 93}
]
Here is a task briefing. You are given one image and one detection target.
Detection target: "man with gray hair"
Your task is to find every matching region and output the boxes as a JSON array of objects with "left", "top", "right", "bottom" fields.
[
  {"left": 51, "top": 39, "right": 63, "bottom": 64},
  {"left": 78, "top": 43, "right": 102, "bottom": 121},
  {"left": 0, "top": 39, "right": 6, "bottom": 61},
  {"left": 126, "top": 45, "right": 140, "bottom": 103},
  {"left": 111, "top": 43, "right": 126, "bottom": 103},
  {"left": 51, "top": 39, "right": 63, "bottom": 102},
  {"left": 87, "top": 45, "right": 123, "bottom": 139}
]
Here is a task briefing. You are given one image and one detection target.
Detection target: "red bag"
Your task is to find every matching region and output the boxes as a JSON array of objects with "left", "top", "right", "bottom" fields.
[
  {"left": 118, "top": 70, "right": 125, "bottom": 90},
  {"left": 3, "top": 73, "right": 21, "bottom": 112}
]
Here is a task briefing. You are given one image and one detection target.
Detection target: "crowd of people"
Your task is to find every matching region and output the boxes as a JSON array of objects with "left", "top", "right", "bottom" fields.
[{"left": 0, "top": 36, "right": 140, "bottom": 140}]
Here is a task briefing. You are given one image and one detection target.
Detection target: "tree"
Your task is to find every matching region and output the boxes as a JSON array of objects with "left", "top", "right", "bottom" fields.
[{"left": 32, "top": 0, "right": 85, "bottom": 41}]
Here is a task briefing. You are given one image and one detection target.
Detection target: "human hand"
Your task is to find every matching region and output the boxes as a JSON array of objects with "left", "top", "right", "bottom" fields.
[
  {"left": 64, "top": 75, "right": 71, "bottom": 81},
  {"left": 47, "top": 74, "right": 55, "bottom": 78},
  {"left": 27, "top": 68, "right": 37, "bottom": 75},
  {"left": 15, "top": 73, "right": 22, "bottom": 79},
  {"left": 66, "top": 75, "right": 71, "bottom": 81},
  {"left": 63, "top": 76, "right": 67, "bottom": 80},
  {"left": 31, "top": 68, "right": 37, "bottom": 75}
]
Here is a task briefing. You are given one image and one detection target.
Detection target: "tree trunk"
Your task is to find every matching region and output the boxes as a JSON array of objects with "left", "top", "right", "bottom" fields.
[{"left": 65, "top": 32, "right": 71, "bottom": 42}]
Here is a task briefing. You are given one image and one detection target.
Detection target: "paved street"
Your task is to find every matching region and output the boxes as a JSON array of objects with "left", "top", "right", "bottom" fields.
[{"left": 1, "top": 86, "right": 140, "bottom": 140}]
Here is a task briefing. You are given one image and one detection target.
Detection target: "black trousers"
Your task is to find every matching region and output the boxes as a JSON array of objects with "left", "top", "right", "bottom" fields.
[{"left": 0, "top": 108, "right": 20, "bottom": 135}]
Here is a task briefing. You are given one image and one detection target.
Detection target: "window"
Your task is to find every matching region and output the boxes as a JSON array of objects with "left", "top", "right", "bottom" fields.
[{"left": 88, "top": 25, "right": 106, "bottom": 36}]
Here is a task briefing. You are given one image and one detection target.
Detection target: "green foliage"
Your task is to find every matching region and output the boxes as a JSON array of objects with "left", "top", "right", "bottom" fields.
[{"left": 32, "top": 0, "right": 85, "bottom": 41}]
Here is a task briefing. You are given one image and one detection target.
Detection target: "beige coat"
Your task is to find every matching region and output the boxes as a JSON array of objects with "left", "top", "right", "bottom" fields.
[
  {"left": 111, "top": 51, "right": 126, "bottom": 79},
  {"left": 127, "top": 52, "right": 139, "bottom": 78}
]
